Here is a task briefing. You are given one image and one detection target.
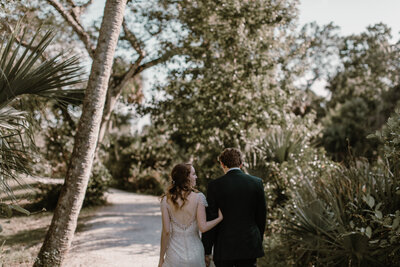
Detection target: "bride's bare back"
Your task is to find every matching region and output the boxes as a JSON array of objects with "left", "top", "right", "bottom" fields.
[{"left": 166, "top": 192, "right": 201, "bottom": 227}]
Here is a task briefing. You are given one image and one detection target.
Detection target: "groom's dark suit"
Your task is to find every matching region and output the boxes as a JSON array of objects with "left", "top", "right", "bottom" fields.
[{"left": 202, "top": 169, "right": 266, "bottom": 266}]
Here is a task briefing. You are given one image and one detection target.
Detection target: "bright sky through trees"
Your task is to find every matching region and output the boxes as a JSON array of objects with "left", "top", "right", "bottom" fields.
[
  {"left": 299, "top": 0, "right": 400, "bottom": 97},
  {"left": 83, "top": 0, "right": 400, "bottom": 100},
  {"left": 299, "top": 0, "right": 400, "bottom": 40}
]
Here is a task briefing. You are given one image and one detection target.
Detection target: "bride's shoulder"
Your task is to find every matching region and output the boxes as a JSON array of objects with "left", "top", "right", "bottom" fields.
[
  {"left": 196, "top": 192, "right": 208, "bottom": 206},
  {"left": 160, "top": 195, "right": 168, "bottom": 205},
  {"left": 196, "top": 191, "right": 206, "bottom": 197}
]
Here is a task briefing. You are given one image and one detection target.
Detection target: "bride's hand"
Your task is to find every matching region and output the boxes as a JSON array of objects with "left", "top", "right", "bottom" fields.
[{"left": 218, "top": 208, "right": 223, "bottom": 220}]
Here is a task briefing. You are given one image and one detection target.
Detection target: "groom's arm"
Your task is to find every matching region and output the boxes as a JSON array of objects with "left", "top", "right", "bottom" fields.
[{"left": 202, "top": 180, "right": 218, "bottom": 255}]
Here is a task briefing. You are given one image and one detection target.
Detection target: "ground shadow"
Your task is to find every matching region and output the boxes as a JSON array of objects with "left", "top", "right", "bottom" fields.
[
  {"left": 68, "top": 197, "right": 162, "bottom": 254},
  {"left": 0, "top": 213, "right": 93, "bottom": 248}
]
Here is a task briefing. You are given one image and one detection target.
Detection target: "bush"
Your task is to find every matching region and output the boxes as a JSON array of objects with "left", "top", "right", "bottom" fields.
[
  {"left": 31, "top": 161, "right": 112, "bottom": 210},
  {"left": 277, "top": 111, "right": 400, "bottom": 266},
  {"left": 284, "top": 159, "right": 400, "bottom": 266},
  {"left": 244, "top": 121, "right": 335, "bottom": 266},
  {"left": 84, "top": 161, "right": 112, "bottom": 206},
  {"left": 371, "top": 109, "right": 400, "bottom": 176},
  {"left": 322, "top": 97, "right": 380, "bottom": 161},
  {"left": 104, "top": 125, "right": 185, "bottom": 195},
  {"left": 32, "top": 183, "right": 62, "bottom": 211},
  {"left": 133, "top": 175, "right": 164, "bottom": 196},
  {"left": 117, "top": 167, "right": 165, "bottom": 196}
]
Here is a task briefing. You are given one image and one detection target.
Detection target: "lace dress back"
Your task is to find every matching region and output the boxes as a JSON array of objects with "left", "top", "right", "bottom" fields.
[{"left": 162, "top": 192, "right": 208, "bottom": 267}]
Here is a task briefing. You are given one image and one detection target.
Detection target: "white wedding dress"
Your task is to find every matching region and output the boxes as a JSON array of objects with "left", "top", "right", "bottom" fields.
[{"left": 161, "top": 192, "right": 208, "bottom": 267}]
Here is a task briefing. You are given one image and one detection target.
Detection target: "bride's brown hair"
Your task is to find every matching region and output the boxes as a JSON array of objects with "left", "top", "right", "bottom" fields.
[{"left": 165, "top": 163, "right": 195, "bottom": 209}]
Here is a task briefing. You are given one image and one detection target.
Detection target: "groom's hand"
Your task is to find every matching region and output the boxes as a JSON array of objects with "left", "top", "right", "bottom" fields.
[{"left": 205, "top": 255, "right": 211, "bottom": 267}]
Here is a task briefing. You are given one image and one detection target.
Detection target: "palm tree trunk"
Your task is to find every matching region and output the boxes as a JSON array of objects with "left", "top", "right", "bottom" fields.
[{"left": 34, "top": 1, "right": 127, "bottom": 266}]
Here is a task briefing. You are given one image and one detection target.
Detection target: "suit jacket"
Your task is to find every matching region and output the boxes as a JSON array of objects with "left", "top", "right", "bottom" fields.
[{"left": 201, "top": 169, "right": 266, "bottom": 261}]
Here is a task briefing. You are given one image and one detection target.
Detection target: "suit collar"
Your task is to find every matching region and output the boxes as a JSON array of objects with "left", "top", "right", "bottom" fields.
[{"left": 226, "top": 168, "right": 242, "bottom": 174}]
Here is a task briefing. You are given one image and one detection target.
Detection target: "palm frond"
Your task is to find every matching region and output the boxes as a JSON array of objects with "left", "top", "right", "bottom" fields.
[
  {"left": 0, "top": 24, "right": 86, "bottom": 204},
  {"left": 0, "top": 106, "right": 31, "bottom": 201},
  {"left": 0, "top": 26, "right": 85, "bottom": 107}
]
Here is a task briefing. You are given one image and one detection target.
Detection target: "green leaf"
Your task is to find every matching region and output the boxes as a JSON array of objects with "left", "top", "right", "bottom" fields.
[
  {"left": 363, "top": 195, "right": 375, "bottom": 209},
  {"left": 0, "top": 26, "right": 84, "bottom": 107},
  {"left": 393, "top": 218, "right": 400, "bottom": 230},
  {"left": 366, "top": 226, "right": 372, "bottom": 238},
  {"left": 375, "top": 210, "right": 383, "bottom": 219}
]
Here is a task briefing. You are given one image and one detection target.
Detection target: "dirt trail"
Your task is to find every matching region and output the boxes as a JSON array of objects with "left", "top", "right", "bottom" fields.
[{"left": 64, "top": 189, "right": 161, "bottom": 267}]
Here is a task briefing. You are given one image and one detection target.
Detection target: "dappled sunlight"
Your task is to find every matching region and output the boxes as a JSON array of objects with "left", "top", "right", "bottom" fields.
[{"left": 64, "top": 189, "right": 161, "bottom": 267}]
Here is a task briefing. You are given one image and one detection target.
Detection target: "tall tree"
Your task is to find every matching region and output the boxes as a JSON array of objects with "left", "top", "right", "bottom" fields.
[
  {"left": 1, "top": 0, "right": 182, "bottom": 160},
  {"left": 34, "top": 0, "right": 127, "bottom": 266},
  {"left": 322, "top": 23, "right": 400, "bottom": 161},
  {"left": 147, "top": 0, "right": 298, "bottom": 179},
  {"left": 40, "top": 0, "right": 181, "bottom": 144}
]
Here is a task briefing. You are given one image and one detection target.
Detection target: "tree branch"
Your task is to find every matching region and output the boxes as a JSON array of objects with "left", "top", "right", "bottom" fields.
[
  {"left": 65, "top": 0, "right": 81, "bottom": 23},
  {"left": 81, "top": 0, "right": 94, "bottom": 9},
  {"left": 65, "top": 0, "right": 93, "bottom": 20},
  {"left": 112, "top": 54, "right": 145, "bottom": 94},
  {"left": 133, "top": 50, "right": 179, "bottom": 76},
  {"left": 122, "top": 19, "right": 145, "bottom": 57},
  {"left": 1, "top": 22, "right": 49, "bottom": 61},
  {"left": 46, "top": 0, "right": 95, "bottom": 58}
]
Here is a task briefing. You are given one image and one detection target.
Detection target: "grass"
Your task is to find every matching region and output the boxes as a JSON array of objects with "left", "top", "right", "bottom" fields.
[
  {"left": 0, "top": 178, "right": 99, "bottom": 266},
  {"left": 0, "top": 207, "right": 98, "bottom": 266}
]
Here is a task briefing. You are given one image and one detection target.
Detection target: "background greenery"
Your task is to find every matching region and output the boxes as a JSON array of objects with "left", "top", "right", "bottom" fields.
[{"left": 1, "top": 0, "right": 400, "bottom": 266}]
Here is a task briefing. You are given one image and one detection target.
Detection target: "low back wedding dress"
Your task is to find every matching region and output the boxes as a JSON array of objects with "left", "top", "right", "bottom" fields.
[{"left": 161, "top": 192, "right": 208, "bottom": 267}]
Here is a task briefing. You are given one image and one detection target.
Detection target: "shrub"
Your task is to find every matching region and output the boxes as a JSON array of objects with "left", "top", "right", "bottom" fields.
[
  {"left": 31, "top": 161, "right": 112, "bottom": 210},
  {"left": 284, "top": 159, "right": 400, "bottom": 266},
  {"left": 133, "top": 175, "right": 164, "bottom": 196},
  {"left": 84, "top": 161, "right": 112, "bottom": 207},
  {"left": 118, "top": 167, "right": 165, "bottom": 196},
  {"left": 322, "top": 97, "right": 380, "bottom": 161},
  {"left": 245, "top": 121, "right": 335, "bottom": 266},
  {"left": 370, "top": 109, "right": 400, "bottom": 177},
  {"left": 280, "top": 110, "right": 400, "bottom": 266}
]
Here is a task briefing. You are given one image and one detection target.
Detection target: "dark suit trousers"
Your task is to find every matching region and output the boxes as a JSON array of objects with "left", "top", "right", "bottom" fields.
[{"left": 214, "top": 258, "right": 257, "bottom": 267}]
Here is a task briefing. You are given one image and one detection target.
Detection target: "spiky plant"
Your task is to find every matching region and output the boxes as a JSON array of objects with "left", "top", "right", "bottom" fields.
[
  {"left": 0, "top": 25, "right": 84, "bottom": 214},
  {"left": 285, "top": 159, "right": 400, "bottom": 266}
]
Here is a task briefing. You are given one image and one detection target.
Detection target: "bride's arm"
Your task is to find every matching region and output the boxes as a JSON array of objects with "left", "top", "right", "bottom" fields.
[
  {"left": 159, "top": 198, "right": 170, "bottom": 267},
  {"left": 197, "top": 201, "right": 223, "bottom": 233}
]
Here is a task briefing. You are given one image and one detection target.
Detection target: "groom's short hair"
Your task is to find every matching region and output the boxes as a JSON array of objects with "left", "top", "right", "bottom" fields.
[{"left": 219, "top": 148, "right": 243, "bottom": 168}]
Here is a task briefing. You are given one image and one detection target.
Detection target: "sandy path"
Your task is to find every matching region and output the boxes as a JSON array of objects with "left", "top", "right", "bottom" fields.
[{"left": 64, "top": 189, "right": 161, "bottom": 267}]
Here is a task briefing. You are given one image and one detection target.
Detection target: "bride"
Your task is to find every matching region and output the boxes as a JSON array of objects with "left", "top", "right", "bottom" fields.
[{"left": 158, "top": 163, "right": 223, "bottom": 267}]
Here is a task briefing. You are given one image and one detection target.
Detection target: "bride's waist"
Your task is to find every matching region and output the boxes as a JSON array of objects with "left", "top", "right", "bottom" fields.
[
  {"left": 170, "top": 232, "right": 201, "bottom": 241},
  {"left": 171, "top": 231, "right": 200, "bottom": 238}
]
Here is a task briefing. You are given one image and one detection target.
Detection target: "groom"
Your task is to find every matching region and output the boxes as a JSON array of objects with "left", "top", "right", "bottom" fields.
[{"left": 202, "top": 148, "right": 267, "bottom": 267}]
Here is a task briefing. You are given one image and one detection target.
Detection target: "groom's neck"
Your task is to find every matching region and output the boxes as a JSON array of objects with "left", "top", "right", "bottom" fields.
[{"left": 222, "top": 166, "right": 240, "bottom": 174}]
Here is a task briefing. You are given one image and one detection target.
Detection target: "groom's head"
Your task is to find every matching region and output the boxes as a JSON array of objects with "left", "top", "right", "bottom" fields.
[{"left": 218, "top": 148, "right": 243, "bottom": 170}]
